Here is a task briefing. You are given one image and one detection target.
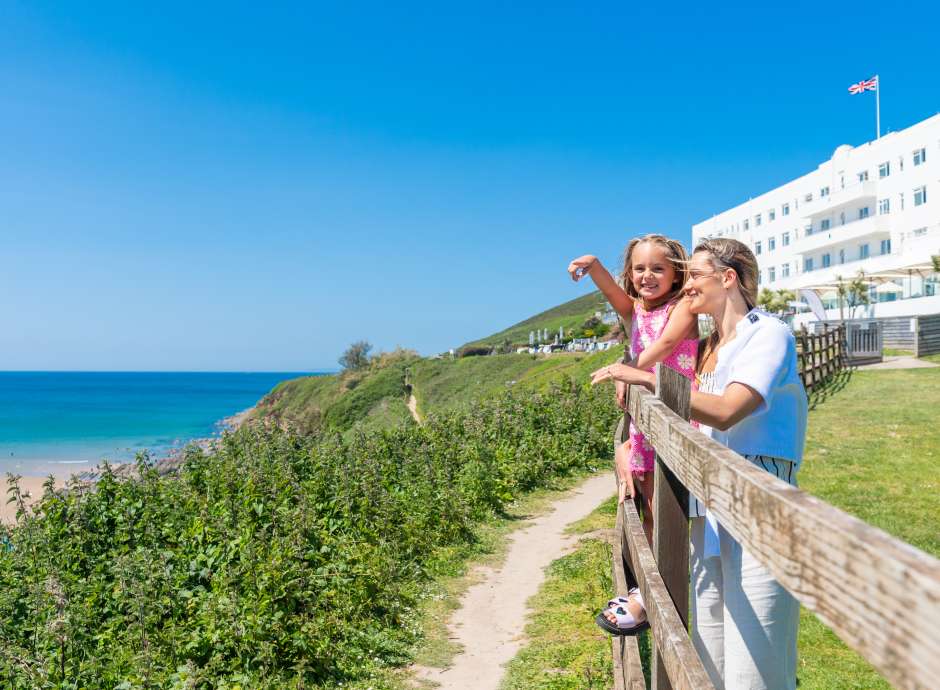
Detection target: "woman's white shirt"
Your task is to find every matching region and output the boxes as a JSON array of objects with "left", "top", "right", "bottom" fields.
[{"left": 705, "top": 308, "right": 808, "bottom": 467}]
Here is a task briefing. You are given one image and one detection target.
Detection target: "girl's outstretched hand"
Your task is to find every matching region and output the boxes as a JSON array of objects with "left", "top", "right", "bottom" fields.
[{"left": 567, "top": 255, "right": 597, "bottom": 282}]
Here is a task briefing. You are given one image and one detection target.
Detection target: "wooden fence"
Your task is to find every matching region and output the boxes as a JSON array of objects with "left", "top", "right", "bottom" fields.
[
  {"left": 796, "top": 324, "right": 848, "bottom": 391},
  {"left": 609, "top": 364, "right": 940, "bottom": 690}
]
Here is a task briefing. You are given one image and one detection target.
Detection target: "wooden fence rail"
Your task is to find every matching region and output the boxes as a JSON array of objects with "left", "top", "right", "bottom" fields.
[{"left": 609, "top": 363, "right": 940, "bottom": 690}]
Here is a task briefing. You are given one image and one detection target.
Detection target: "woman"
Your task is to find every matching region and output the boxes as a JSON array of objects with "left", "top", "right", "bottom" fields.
[{"left": 591, "top": 237, "right": 807, "bottom": 690}]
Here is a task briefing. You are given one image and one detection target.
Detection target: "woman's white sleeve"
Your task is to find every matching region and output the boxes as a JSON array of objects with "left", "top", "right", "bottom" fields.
[{"left": 727, "top": 324, "right": 791, "bottom": 409}]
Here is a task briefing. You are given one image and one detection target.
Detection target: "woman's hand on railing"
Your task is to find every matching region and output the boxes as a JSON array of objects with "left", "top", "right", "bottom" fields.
[
  {"left": 615, "top": 380, "right": 628, "bottom": 410},
  {"left": 567, "top": 254, "right": 598, "bottom": 282},
  {"left": 591, "top": 363, "right": 655, "bottom": 391}
]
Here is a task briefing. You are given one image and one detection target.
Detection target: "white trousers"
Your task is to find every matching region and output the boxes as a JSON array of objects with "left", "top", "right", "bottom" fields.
[{"left": 689, "top": 460, "right": 799, "bottom": 690}]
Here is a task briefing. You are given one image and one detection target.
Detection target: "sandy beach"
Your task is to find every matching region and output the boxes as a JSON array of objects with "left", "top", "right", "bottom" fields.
[{"left": 0, "top": 475, "right": 65, "bottom": 524}]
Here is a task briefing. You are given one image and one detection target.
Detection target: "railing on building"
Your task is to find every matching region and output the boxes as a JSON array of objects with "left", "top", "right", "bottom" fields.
[{"left": 608, "top": 364, "right": 940, "bottom": 690}]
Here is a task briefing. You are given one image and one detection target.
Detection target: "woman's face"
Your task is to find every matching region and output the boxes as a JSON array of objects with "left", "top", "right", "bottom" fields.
[{"left": 683, "top": 251, "right": 727, "bottom": 315}]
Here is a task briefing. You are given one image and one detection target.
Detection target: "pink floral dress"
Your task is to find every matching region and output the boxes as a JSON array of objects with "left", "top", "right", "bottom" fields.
[{"left": 628, "top": 299, "right": 698, "bottom": 474}]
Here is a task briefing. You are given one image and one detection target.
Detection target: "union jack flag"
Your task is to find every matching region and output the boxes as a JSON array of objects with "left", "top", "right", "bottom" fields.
[{"left": 848, "top": 76, "right": 878, "bottom": 95}]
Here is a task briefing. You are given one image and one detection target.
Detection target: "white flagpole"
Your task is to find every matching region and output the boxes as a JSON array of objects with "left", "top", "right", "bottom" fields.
[{"left": 875, "top": 74, "right": 881, "bottom": 139}]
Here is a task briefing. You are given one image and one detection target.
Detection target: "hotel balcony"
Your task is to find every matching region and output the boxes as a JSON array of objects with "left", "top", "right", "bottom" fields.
[
  {"left": 801, "top": 180, "right": 878, "bottom": 220},
  {"left": 795, "top": 214, "right": 890, "bottom": 254}
]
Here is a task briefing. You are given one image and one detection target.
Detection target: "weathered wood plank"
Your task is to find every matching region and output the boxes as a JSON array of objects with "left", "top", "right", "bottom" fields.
[
  {"left": 627, "top": 385, "right": 940, "bottom": 690},
  {"left": 612, "top": 503, "right": 647, "bottom": 690},
  {"left": 620, "top": 498, "right": 716, "bottom": 690},
  {"left": 651, "top": 366, "right": 692, "bottom": 690}
]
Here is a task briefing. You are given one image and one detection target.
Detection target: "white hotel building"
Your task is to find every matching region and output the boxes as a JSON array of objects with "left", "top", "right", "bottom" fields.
[{"left": 692, "top": 113, "right": 940, "bottom": 322}]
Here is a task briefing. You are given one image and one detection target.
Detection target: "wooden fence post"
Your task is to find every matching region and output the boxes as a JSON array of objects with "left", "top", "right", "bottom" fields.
[
  {"left": 651, "top": 364, "right": 692, "bottom": 690},
  {"left": 799, "top": 330, "right": 811, "bottom": 390}
]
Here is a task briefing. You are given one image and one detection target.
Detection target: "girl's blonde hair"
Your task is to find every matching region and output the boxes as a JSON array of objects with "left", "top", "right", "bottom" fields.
[
  {"left": 692, "top": 237, "right": 760, "bottom": 368},
  {"left": 618, "top": 234, "right": 689, "bottom": 303}
]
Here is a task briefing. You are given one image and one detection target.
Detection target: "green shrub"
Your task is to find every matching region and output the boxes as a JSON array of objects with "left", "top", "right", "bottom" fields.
[{"left": 0, "top": 380, "right": 619, "bottom": 688}]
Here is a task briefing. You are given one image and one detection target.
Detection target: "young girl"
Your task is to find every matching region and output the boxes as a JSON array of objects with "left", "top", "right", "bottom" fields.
[{"left": 567, "top": 233, "right": 698, "bottom": 634}]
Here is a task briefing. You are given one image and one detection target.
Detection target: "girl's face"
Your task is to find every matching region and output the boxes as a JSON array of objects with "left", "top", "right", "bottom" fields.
[
  {"left": 683, "top": 251, "right": 727, "bottom": 315},
  {"left": 630, "top": 242, "right": 677, "bottom": 304}
]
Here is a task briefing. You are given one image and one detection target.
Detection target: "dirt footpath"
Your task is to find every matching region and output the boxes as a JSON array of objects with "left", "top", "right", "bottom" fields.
[{"left": 413, "top": 471, "right": 615, "bottom": 690}]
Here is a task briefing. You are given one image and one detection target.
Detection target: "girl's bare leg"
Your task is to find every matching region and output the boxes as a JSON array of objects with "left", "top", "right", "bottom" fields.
[
  {"left": 615, "top": 441, "right": 635, "bottom": 503},
  {"left": 635, "top": 471, "right": 655, "bottom": 546}
]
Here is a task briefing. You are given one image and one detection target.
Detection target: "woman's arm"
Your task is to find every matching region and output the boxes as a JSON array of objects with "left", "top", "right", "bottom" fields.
[
  {"left": 567, "top": 255, "right": 634, "bottom": 321},
  {"left": 632, "top": 299, "right": 697, "bottom": 371},
  {"left": 589, "top": 364, "right": 764, "bottom": 431}
]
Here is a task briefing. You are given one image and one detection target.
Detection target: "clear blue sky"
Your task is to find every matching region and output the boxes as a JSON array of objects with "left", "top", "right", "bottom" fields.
[{"left": 3, "top": 1, "right": 938, "bottom": 371}]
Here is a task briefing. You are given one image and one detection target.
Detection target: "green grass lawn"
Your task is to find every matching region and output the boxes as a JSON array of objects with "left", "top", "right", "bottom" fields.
[{"left": 506, "top": 367, "right": 940, "bottom": 689}]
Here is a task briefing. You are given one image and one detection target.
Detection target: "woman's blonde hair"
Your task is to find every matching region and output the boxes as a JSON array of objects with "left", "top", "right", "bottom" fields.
[
  {"left": 619, "top": 234, "right": 689, "bottom": 303},
  {"left": 692, "top": 237, "right": 759, "bottom": 368}
]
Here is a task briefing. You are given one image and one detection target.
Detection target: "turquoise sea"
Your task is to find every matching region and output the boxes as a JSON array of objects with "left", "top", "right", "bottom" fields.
[{"left": 0, "top": 372, "right": 316, "bottom": 476}]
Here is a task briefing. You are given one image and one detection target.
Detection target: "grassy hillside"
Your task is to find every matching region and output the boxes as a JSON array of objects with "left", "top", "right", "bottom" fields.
[
  {"left": 409, "top": 346, "right": 625, "bottom": 419},
  {"left": 253, "top": 345, "right": 626, "bottom": 436},
  {"left": 252, "top": 351, "right": 419, "bottom": 434},
  {"left": 250, "top": 284, "right": 625, "bottom": 437},
  {"left": 461, "top": 290, "right": 611, "bottom": 349}
]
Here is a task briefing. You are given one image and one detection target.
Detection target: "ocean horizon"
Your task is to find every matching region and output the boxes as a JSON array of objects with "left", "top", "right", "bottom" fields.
[{"left": 0, "top": 371, "right": 325, "bottom": 477}]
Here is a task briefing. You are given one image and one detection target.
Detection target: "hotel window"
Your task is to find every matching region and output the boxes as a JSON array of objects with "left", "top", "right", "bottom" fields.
[
  {"left": 768, "top": 236, "right": 776, "bottom": 251},
  {"left": 743, "top": 218, "right": 750, "bottom": 230},
  {"left": 822, "top": 253, "right": 831, "bottom": 268},
  {"left": 755, "top": 240, "right": 762, "bottom": 255},
  {"left": 914, "top": 186, "right": 927, "bottom": 206},
  {"left": 804, "top": 257, "right": 814, "bottom": 272},
  {"left": 878, "top": 161, "right": 890, "bottom": 178},
  {"left": 880, "top": 239, "right": 892, "bottom": 255},
  {"left": 858, "top": 170, "right": 869, "bottom": 182},
  {"left": 804, "top": 192, "right": 813, "bottom": 202},
  {"left": 782, "top": 263, "right": 790, "bottom": 278},
  {"left": 839, "top": 249, "right": 845, "bottom": 264},
  {"left": 859, "top": 206, "right": 870, "bottom": 219},
  {"left": 820, "top": 186, "right": 830, "bottom": 197},
  {"left": 755, "top": 214, "right": 762, "bottom": 226},
  {"left": 769, "top": 209, "right": 776, "bottom": 221},
  {"left": 859, "top": 244, "right": 870, "bottom": 260},
  {"left": 913, "top": 148, "right": 926, "bottom": 166},
  {"left": 768, "top": 266, "right": 776, "bottom": 282},
  {"left": 782, "top": 203, "right": 790, "bottom": 216},
  {"left": 758, "top": 270, "right": 763, "bottom": 285},
  {"left": 878, "top": 198, "right": 891, "bottom": 214},
  {"left": 782, "top": 231, "right": 790, "bottom": 246},
  {"left": 914, "top": 227, "right": 928, "bottom": 237},
  {"left": 899, "top": 156, "right": 904, "bottom": 172},
  {"left": 840, "top": 211, "right": 846, "bottom": 225},
  {"left": 900, "top": 192, "right": 905, "bottom": 210},
  {"left": 821, "top": 219, "right": 831, "bottom": 230}
]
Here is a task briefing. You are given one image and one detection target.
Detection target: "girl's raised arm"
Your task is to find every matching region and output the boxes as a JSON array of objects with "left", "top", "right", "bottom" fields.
[
  {"left": 567, "top": 255, "right": 634, "bottom": 321},
  {"left": 632, "top": 298, "right": 697, "bottom": 371}
]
